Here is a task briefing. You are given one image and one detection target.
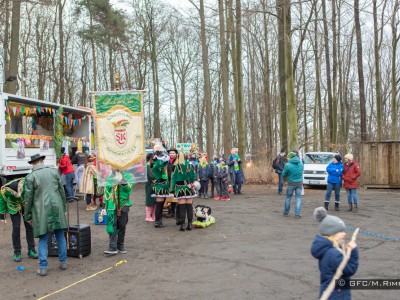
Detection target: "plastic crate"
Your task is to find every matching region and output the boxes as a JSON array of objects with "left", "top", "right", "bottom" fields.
[{"left": 94, "top": 211, "right": 107, "bottom": 225}]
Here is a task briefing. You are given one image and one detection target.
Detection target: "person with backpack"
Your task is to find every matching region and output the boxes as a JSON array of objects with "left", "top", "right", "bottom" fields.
[{"left": 273, "top": 148, "right": 286, "bottom": 195}]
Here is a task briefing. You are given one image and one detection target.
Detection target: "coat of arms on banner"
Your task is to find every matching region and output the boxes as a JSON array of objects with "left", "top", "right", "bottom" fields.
[{"left": 94, "top": 92, "right": 145, "bottom": 171}]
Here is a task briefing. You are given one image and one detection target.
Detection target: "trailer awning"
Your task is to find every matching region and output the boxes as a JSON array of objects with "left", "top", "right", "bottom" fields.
[{"left": 4, "top": 93, "right": 92, "bottom": 115}]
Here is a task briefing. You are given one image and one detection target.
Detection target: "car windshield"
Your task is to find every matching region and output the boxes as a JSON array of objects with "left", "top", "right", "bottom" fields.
[{"left": 304, "top": 154, "right": 333, "bottom": 164}]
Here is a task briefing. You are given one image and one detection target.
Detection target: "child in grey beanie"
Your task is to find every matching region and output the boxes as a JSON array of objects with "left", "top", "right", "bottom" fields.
[{"left": 311, "top": 207, "right": 359, "bottom": 299}]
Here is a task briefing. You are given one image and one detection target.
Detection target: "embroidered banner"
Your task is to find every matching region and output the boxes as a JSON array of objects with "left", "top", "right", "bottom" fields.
[{"left": 93, "top": 91, "right": 146, "bottom": 184}]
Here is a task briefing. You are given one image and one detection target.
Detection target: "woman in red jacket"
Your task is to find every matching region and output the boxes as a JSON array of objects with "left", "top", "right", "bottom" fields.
[
  {"left": 342, "top": 154, "right": 361, "bottom": 213},
  {"left": 58, "top": 147, "right": 76, "bottom": 200}
]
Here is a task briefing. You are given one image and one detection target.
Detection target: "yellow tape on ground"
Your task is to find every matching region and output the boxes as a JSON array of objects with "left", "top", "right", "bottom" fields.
[{"left": 37, "top": 260, "right": 127, "bottom": 300}]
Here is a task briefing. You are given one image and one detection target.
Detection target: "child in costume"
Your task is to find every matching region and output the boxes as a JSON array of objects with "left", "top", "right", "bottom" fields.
[
  {"left": 170, "top": 152, "right": 197, "bottom": 231},
  {"left": 103, "top": 171, "right": 134, "bottom": 255},
  {"left": 197, "top": 156, "right": 211, "bottom": 198},
  {"left": 216, "top": 157, "right": 230, "bottom": 201},
  {"left": 311, "top": 207, "right": 359, "bottom": 299},
  {"left": 166, "top": 148, "right": 179, "bottom": 219},
  {"left": 150, "top": 148, "right": 170, "bottom": 228},
  {"left": 145, "top": 154, "right": 155, "bottom": 222},
  {"left": 0, "top": 178, "right": 38, "bottom": 262}
]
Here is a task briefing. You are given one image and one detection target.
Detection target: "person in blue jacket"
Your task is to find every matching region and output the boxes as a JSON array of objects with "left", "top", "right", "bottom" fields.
[
  {"left": 325, "top": 154, "right": 344, "bottom": 211},
  {"left": 311, "top": 207, "right": 359, "bottom": 299}
]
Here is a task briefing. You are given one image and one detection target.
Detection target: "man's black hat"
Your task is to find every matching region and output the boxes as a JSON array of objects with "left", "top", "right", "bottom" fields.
[{"left": 28, "top": 153, "right": 46, "bottom": 164}]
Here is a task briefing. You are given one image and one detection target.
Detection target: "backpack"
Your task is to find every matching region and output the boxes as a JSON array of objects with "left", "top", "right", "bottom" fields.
[{"left": 272, "top": 157, "right": 278, "bottom": 169}]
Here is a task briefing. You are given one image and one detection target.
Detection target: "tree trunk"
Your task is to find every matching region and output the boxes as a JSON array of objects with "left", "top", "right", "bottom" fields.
[
  {"left": 5, "top": 0, "right": 21, "bottom": 94},
  {"left": 149, "top": 8, "right": 161, "bottom": 138},
  {"left": 312, "top": 1, "right": 323, "bottom": 150},
  {"left": 373, "top": 0, "right": 383, "bottom": 141},
  {"left": 262, "top": 0, "right": 273, "bottom": 157},
  {"left": 235, "top": 0, "right": 246, "bottom": 158},
  {"left": 199, "top": 0, "right": 214, "bottom": 156},
  {"left": 391, "top": 0, "right": 399, "bottom": 139},
  {"left": 218, "top": 0, "right": 232, "bottom": 158},
  {"left": 321, "top": 0, "right": 334, "bottom": 148},
  {"left": 354, "top": 0, "right": 367, "bottom": 141},
  {"left": 276, "top": 0, "right": 288, "bottom": 151},
  {"left": 3, "top": 0, "right": 10, "bottom": 91},
  {"left": 331, "top": 0, "right": 338, "bottom": 145},
  {"left": 284, "top": 0, "right": 298, "bottom": 151},
  {"left": 58, "top": 0, "right": 65, "bottom": 104}
]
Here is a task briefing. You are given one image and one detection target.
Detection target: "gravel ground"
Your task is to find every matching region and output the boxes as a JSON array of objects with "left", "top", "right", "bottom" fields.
[{"left": 0, "top": 184, "right": 399, "bottom": 300}]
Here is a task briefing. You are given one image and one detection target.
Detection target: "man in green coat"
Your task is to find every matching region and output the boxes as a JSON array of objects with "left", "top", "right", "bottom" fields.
[
  {"left": 24, "top": 154, "right": 68, "bottom": 276},
  {"left": 0, "top": 177, "right": 38, "bottom": 262}
]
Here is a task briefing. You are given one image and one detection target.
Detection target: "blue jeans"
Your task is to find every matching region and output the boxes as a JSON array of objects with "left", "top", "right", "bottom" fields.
[
  {"left": 284, "top": 185, "right": 303, "bottom": 216},
  {"left": 277, "top": 172, "right": 283, "bottom": 193},
  {"left": 325, "top": 183, "right": 341, "bottom": 204},
  {"left": 38, "top": 230, "right": 67, "bottom": 269},
  {"left": 346, "top": 189, "right": 358, "bottom": 205},
  {"left": 65, "top": 172, "right": 75, "bottom": 199}
]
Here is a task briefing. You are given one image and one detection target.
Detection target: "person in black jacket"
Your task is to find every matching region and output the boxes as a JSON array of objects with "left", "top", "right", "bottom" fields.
[{"left": 273, "top": 148, "right": 286, "bottom": 195}]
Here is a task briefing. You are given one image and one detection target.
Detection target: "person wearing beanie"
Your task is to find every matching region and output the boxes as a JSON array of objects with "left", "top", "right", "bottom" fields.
[
  {"left": 272, "top": 148, "right": 286, "bottom": 195},
  {"left": 311, "top": 207, "right": 359, "bottom": 299},
  {"left": 343, "top": 154, "right": 361, "bottom": 213},
  {"left": 282, "top": 151, "right": 304, "bottom": 218},
  {"left": 324, "top": 154, "right": 344, "bottom": 211}
]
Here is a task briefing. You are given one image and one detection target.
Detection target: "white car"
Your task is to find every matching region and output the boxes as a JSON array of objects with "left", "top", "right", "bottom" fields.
[{"left": 302, "top": 152, "right": 337, "bottom": 186}]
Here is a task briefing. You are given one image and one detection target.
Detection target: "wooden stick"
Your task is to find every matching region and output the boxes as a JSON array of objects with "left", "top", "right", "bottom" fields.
[{"left": 320, "top": 228, "right": 359, "bottom": 300}]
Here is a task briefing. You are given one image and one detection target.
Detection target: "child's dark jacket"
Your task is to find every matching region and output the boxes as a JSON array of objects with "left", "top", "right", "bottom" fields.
[{"left": 311, "top": 235, "right": 359, "bottom": 300}]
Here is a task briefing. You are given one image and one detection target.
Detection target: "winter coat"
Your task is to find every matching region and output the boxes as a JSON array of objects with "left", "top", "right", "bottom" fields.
[
  {"left": 326, "top": 162, "right": 344, "bottom": 184},
  {"left": 282, "top": 156, "right": 304, "bottom": 184},
  {"left": 71, "top": 152, "right": 88, "bottom": 166},
  {"left": 342, "top": 161, "right": 361, "bottom": 189},
  {"left": 197, "top": 163, "right": 211, "bottom": 180},
  {"left": 311, "top": 235, "right": 359, "bottom": 300},
  {"left": 216, "top": 165, "right": 230, "bottom": 182},
  {"left": 24, "top": 165, "right": 67, "bottom": 238},
  {"left": 59, "top": 154, "right": 75, "bottom": 175},
  {"left": 79, "top": 162, "right": 97, "bottom": 195},
  {"left": 227, "top": 156, "right": 245, "bottom": 185},
  {"left": 274, "top": 155, "right": 285, "bottom": 173}
]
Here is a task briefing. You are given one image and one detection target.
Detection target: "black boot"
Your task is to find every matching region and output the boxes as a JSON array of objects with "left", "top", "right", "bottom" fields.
[
  {"left": 324, "top": 202, "right": 329, "bottom": 211},
  {"left": 353, "top": 204, "right": 358, "bottom": 213},
  {"left": 179, "top": 205, "right": 186, "bottom": 231},
  {"left": 186, "top": 203, "right": 194, "bottom": 231},
  {"left": 166, "top": 202, "right": 176, "bottom": 218},
  {"left": 347, "top": 204, "right": 353, "bottom": 212},
  {"left": 155, "top": 202, "right": 165, "bottom": 228},
  {"left": 175, "top": 204, "right": 181, "bottom": 225},
  {"left": 335, "top": 203, "right": 340, "bottom": 211}
]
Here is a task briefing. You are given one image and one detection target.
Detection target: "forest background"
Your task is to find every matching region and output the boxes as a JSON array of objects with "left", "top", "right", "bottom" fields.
[{"left": 1, "top": 0, "right": 399, "bottom": 166}]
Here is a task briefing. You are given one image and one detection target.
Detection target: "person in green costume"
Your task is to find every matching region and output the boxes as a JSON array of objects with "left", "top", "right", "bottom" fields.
[
  {"left": 103, "top": 171, "right": 134, "bottom": 255},
  {"left": 150, "top": 148, "right": 170, "bottom": 228},
  {"left": 170, "top": 152, "right": 197, "bottom": 231},
  {"left": 0, "top": 177, "right": 38, "bottom": 262},
  {"left": 145, "top": 154, "right": 155, "bottom": 222}
]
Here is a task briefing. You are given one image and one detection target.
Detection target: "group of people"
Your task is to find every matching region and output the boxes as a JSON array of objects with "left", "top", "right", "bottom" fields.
[
  {"left": 273, "top": 149, "right": 361, "bottom": 218},
  {"left": 274, "top": 149, "right": 361, "bottom": 298},
  {"left": 58, "top": 147, "right": 104, "bottom": 210},
  {"left": 0, "top": 149, "right": 133, "bottom": 276},
  {"left": 144, "top": 147, "right": 245, "bottom": 231}
]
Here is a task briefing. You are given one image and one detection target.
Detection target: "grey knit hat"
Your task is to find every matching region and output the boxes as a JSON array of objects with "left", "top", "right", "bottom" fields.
[{"left": 313, "top": 207, "right": 345, "bottom": 236}]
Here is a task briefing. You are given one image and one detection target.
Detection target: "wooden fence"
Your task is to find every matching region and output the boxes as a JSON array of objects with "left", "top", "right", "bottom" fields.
[{"left": 359, "top": 141, "right": 400, "bottom": 188}]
